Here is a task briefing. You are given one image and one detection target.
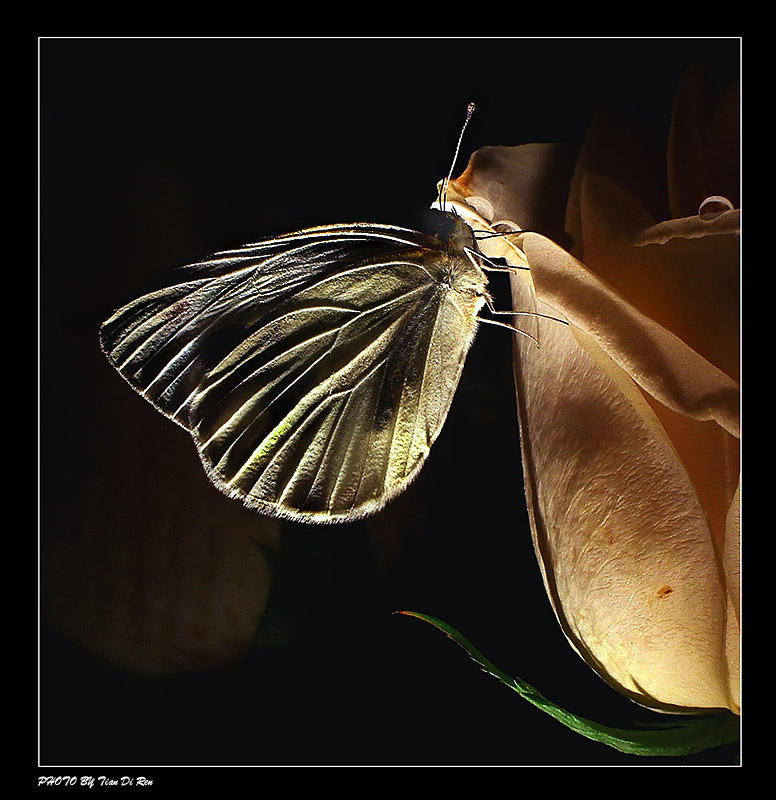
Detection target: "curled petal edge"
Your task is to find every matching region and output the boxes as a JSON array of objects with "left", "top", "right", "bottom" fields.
[
  {"left": 520, "top": 233, "right": 740, "bottom": 440},
  {"left": 632, "top": 207, "right": 740, "bottom": 246}
]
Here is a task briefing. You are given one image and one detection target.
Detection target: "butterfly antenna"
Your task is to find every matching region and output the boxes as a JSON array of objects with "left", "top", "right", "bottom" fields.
[{"left": 439, "top": 102, "right": 475, "bottom": 213}]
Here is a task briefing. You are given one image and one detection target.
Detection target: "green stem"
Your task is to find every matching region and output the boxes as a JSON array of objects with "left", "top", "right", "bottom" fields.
[{"left": 398, "top": 611, "right": 739, "bottom": 757}]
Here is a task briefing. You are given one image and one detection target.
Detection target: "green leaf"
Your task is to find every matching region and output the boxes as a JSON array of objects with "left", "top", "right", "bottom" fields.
[{"left": 398, "top": 611, "right": 740, "bottom": 757}]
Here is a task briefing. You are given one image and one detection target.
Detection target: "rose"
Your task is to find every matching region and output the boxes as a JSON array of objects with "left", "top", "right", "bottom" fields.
[{"left": 444, "top": 67, "right": 740, "bottom": 715}]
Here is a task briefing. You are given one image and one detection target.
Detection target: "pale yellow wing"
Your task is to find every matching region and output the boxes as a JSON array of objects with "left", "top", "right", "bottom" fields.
[{"left": 100, "top": 220, "right": 485, "bottom": 523}]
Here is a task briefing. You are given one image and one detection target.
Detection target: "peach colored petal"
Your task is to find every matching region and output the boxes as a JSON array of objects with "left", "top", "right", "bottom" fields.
[
  {"left": 573, "top": 170, "right": 739, "bottom": 384},
  {"left": 521, "top": 233, "right": 739, "bottom": 439},
  {"left": 451, "top": 148, "right": 739, "bottom": 392},
  {"left": 632, "top": 209, "right": 740, "bottom": 384}
]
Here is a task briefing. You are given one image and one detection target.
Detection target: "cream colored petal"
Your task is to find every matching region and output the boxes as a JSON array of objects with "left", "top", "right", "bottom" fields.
[
  {"left": 452, "top": 200, "right": 739, "bottom": 712},
  {"left": 508, "top": 269, "right": 734, "bottom": 713}
]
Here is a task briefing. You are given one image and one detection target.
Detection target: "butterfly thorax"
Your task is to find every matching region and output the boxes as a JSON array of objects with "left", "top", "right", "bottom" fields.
[{"left": 434, "top": 212, "right": 489, "bottom": 317}]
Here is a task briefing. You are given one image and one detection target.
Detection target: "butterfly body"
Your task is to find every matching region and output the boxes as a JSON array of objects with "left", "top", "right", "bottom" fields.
[{"left": 101, "top": 213, "right": 488, "bottom": 523}]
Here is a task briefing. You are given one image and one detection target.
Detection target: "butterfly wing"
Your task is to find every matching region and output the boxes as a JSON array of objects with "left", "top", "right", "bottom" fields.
[{"left": 100, "top": 221, "right": 485, "bottom": 523}]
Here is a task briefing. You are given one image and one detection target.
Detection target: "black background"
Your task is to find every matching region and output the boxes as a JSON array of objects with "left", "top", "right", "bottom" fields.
[{"left": 39, "top": 37, "right": 740, "bottom": 774}]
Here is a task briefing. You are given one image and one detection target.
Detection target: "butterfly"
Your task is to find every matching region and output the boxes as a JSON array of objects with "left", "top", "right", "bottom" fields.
[
  {"left": 99, "top": 104, "right": 545, "bottom": 524},
  {"left": 99, "top": 212, "right": 501, "bottom": 524}
]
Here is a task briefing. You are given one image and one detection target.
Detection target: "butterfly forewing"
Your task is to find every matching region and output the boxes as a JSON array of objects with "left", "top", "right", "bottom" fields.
[{"left": 100, "top": 219, "right": 486, "bottom": 523}]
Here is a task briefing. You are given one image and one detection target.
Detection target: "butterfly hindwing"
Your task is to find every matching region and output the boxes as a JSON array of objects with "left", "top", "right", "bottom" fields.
[{"left": 100, "top": 220, "right": 486, "bottom": 523}]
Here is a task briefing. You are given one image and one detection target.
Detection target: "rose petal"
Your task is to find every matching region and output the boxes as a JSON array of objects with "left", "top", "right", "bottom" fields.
[{"left": 509, "top": 267, "right": 734, "bottom": 713}]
